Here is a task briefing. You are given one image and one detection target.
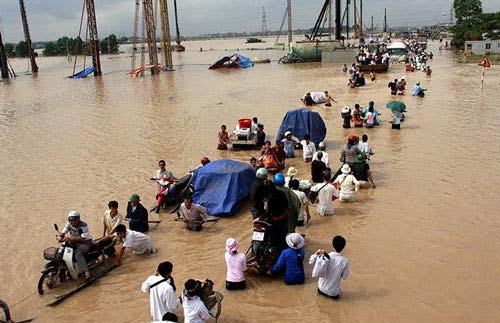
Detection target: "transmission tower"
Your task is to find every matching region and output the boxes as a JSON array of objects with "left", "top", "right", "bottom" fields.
[
  {"left": 262, "top": 6, "right": 268, "bottom": 36},
  {"left": 85, "top": 0, "right": 102, "bottom": 76},
  {"left": 159, "top": 0, "right": 173, "bottom": 70},
  {"left": 143, "top": 0, "right": 159, "bottom": 74},
  {"left": 19, "top": 0, "right": 38, "bottom": 73}
]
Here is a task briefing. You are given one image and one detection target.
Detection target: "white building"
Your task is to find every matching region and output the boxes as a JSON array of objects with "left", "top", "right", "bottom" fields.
[{"left": 465, "top": 40, "right": 500, "bottom": 55}]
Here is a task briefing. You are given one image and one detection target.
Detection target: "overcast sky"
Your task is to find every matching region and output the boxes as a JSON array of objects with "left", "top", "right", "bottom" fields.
[{"left": 0, "top": 0, "right": 499, "bottom": 43}]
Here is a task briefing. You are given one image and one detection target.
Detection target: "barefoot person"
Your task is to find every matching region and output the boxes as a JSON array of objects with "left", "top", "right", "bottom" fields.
[{"left": 114, "top": 224, "right": 155, "bottom": 265}]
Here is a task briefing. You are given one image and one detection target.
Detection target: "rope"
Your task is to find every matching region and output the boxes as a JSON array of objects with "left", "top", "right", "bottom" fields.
[
  {"left": 83, "top": 17, "right": 89, "bottom": 71},
  {"left": 72, "top": 0, "right": 86, "bottom": 76},
  {"left": 6, "top": 291, "right": 37, "bottom": 310}
]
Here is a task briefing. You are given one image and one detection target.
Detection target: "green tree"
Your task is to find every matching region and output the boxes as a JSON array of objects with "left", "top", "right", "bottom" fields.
[
  {"left": 100, "top": 34, "right": 119, "bottom": 54},
  {"left": 452, "top": 0, "right": 484, "bottom": 47},
  {"left": 4, "top": 43, "right": 16, "bottom": 57},
  {"left": 454, "top": 0, "right": 483, "bottom": 26},
  {"left": 42, "top": 42, "right": 58, "bottom": 56},
  {"left": 15, "top": 41, "right": 29, "bottom": 57}
]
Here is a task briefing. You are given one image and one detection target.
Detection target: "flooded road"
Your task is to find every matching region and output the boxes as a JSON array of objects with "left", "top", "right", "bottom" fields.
[{"left": 1, "top": 39, "right": 500, "bottom": 322}]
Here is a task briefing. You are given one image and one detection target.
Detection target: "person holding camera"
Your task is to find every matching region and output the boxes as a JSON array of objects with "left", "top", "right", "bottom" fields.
[{"left": 182, "top": 279, "right": 211, "bottom": 323}]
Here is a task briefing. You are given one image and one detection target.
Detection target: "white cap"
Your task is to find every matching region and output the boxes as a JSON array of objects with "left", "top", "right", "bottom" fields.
[{"left": 284, "top": 131, "right": 292, "bottom": 137}]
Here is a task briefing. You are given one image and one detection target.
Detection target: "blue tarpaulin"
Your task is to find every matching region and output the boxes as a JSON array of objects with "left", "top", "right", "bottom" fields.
[
  {"left": 277, "top": 108, "right": 327, "bottom": 145},
  {"left": 70, "top": 66, "right": 95, "bottom": 79},
  {"left": 209, "top": 54, "right": 255, "bottom": 69},
  {"left": 191, "top": 159, "right": 256, "bottom": 216}
]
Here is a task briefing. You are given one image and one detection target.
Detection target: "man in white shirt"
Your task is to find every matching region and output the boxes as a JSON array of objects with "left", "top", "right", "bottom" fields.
[
  {"left": 114, "top": 224, "right": 154, "bottom": 265},
  {"left": 300, "top": 134, "right": 316, "bottom": 162},
  {"left": 313, "top": 141, "right": 329, "bottom": 167},
  {"left": 310, "top": 173, "right": 338, "bottom": 216},
  {"left": 182, "top": 279, "right": 211, "bottom": 323},
  {"left": 151, "top": 160, "right": 177, "bottom": 181},
  {"left": 102, "top": 200, "right": 124, "bottom": 237},
  {"left": 333, "top": 164, "right": 360, "bottom": 202},
  {"left": 309, "top": 235, "right": 349, "bottom": 299},
  {"left": 141, "top": 261, "right": 180, "bottom": 321}
]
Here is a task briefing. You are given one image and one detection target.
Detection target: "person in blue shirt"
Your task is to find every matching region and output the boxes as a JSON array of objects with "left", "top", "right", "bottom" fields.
[
  {"left": 412, "top": 82, "right": 426, "bottom": 97},
  {"left": 281, "top": 131, "right": 298, "bottom": 158},
  {"left": 270, "top": 233, "right": 306, "bottom": 285},
  {"left": 363, "top": 101, "right": 380, "bottom": 126}
]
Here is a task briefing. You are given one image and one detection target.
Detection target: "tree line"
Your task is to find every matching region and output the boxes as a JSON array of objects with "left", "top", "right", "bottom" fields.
[
  {"left": 4, "top": 34, "right": 121, "bottom": 58},
  {"left": 452, "top": 0, "right": 500, "bottom": 47}
]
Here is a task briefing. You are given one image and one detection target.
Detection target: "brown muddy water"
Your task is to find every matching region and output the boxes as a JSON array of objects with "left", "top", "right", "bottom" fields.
[{"left": 1, "top": 38, "right": 500, "bottom": 322}]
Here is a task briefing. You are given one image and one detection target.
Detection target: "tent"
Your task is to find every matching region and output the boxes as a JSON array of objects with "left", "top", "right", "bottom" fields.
[
  {"left": 191, "top": 159, "right": 256, "bottom": 216},
  {"left": 276, "top": 107, "right": 327, "bottom": 145},
  {"left": 69, "top": 66, "right": 95, "bottom": 79},
  {"left": 209, "top": 54, "right": 255, "bottom": 69}
]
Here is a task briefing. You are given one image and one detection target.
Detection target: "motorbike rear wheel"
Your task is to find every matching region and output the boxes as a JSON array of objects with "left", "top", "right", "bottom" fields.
[{"left": 37, "top": 267, "right": 59, "bottom": 295}]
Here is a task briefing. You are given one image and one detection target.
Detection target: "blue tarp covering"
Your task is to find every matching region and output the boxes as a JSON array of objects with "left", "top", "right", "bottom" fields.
[
  {"left": 209, "top": 54, "right": 255, "bottom": 69},
  {"left": 192, "top": 159, "right": 256, "bottom": 216},
  {"left": 277, "top": 107, "right": 327, "bottom": 145},
  {"left": 70, "top": 66, "right": 95, "bottom": 79}
]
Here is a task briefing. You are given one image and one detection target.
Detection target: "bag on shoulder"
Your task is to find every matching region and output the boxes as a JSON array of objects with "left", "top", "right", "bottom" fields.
[
  {"left": 308, "top": 183, "right": 328, "bottom": 203},
  {"left": 307, "top": 190, "right": 319, "bottom": 204}
]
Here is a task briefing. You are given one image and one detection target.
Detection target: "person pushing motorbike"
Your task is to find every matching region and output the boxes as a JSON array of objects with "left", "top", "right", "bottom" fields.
[{"left": 58, "top": 211, "right": 93, "bottom": 279}]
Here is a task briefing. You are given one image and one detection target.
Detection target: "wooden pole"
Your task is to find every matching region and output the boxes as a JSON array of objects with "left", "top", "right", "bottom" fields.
[
  {"left": 360, "top": 0, "right": 363, "bottom": 36},
  {"left": 480, "top": 66, "right": 485, "bottom": 88},
  {"left": 353, "top": 0, "right": 357, "bottom": 37},
  {"left": 346, "top": 0, "right": 349, "bottom": 39},
  {"left": 287, "top": 0, "right": 293, "bottom": 48},
  {"left": 19, "top": 0, "right": 38, "bottom": 73},
  {"left": 159, "top": 0, "right": 173, "bottom": 70},
  {"left": 0, "top": 29, "right": 9, "bottom": 79},
  {"left": 85, "top": 0, "right": 102, "bottom": 75},
  {"left": 371, "top": 16, "right": 374, "bottom": 38},
  {"left": 335, "top": 0, "right": 341, "bottom": 40},
  {"left": 143, "top": 0, "right": 159, "bottom": 74},
  {"left": 328, "top": 0, "right": 332, "bottom": 40}
]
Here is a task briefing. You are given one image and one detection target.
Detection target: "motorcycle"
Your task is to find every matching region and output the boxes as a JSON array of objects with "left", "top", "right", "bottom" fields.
[
  {"left": 245, "top": 220, "right": 280, "bottom": 272},
  {"left": 37, "top": 224, "right": 116, "bottom": 295},
  {"left": 152, "top": 172, "right": 195, "bottom": 213}
]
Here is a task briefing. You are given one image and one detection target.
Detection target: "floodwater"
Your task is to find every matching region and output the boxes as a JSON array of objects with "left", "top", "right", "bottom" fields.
[{"left": 1, "top": 38, "right": 500, "bottom": 322}]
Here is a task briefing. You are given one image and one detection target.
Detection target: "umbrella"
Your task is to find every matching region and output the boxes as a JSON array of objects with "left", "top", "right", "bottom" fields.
[{"left": 386, "top": 101, "right": 407, "bottom": 112}]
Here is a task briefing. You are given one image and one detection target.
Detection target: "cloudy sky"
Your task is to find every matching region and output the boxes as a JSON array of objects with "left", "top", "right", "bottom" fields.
[{"left": 0, "top": 0, "right": 499, "bottom": 43}]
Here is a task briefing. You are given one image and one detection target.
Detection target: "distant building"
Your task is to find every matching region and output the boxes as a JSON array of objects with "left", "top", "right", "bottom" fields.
[{"left": 465, "top": 40, "right": 500, "bottom": 55}]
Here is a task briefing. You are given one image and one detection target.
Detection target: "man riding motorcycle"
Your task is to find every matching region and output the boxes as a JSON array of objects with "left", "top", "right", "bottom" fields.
[{"left": 58, "top": 210, "right": 93, "bottom": 279}]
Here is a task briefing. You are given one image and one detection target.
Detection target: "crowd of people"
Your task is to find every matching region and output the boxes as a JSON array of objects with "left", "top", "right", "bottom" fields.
[{"left": 41, "top": 35, "right": 440, "bottom": 323}]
